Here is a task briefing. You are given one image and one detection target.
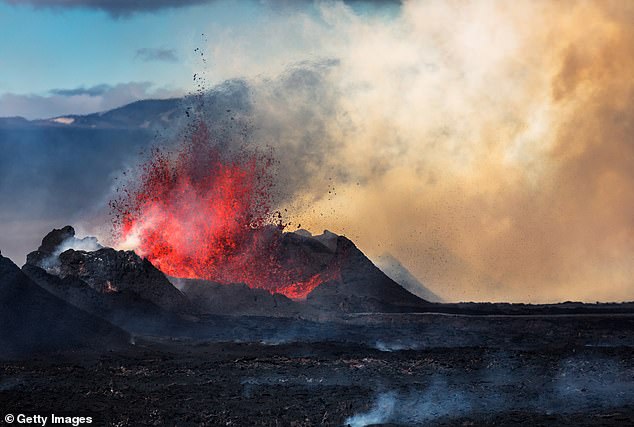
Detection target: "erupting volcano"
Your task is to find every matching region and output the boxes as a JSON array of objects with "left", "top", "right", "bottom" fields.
[{"left": 111, "top": 123, "right": 333, "bottom": 299}]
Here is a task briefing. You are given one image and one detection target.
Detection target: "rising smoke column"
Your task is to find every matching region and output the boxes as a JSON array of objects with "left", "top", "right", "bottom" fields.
[
  {"left": 197, "top": 0, "right": 634, "bottom": 303},
  {"left": 102, "top": 0, "right": 634, "bottom": 303}
]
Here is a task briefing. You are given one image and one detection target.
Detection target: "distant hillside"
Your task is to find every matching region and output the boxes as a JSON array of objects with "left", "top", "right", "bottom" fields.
[
  {"left": 374, "top": 253, "right": 443, "bottom": 302},
  {"left": 0, "top": 79, "right": 250, "bottom": 131},
  {"left": 0, "top": 98, "right": 182, "bottom": 130},
  {"left": 43, "top": 98, "right": 182, "bottom": 129}
]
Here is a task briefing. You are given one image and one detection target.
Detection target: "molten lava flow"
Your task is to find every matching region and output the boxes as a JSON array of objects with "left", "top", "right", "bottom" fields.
[{"left": 111, "top": 123, "right": 331, "bottom": 299}]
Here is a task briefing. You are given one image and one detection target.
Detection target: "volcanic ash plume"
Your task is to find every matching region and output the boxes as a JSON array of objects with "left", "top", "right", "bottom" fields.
[{"left": 199, "top": 0, "right": 634, "bottom": 302}]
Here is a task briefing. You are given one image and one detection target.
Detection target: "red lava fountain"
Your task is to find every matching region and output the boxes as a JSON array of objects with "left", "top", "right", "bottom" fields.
[{"left": 111, "top": 124, "right": 329, "bottom": 299}]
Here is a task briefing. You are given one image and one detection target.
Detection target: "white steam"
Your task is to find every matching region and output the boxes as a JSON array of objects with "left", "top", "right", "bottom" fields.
[
  {"left": 54, "top": 236, "right": 102, "bottom": 255},
  {"left": 39, "top": 235, "right": 103, "bottom": 271}
]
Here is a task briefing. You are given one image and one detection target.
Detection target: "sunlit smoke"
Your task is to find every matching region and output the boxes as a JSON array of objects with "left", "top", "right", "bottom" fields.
[{"left": 194, "top": 0, "right": 634, "bottom": 303}]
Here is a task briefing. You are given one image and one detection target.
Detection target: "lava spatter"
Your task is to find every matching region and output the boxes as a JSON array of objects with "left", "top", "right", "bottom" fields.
[{"left": 111, "top": 123, "right": 330, "bottom": 299}]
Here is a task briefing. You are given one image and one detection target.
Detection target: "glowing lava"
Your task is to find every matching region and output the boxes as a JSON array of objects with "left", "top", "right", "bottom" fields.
[{"left": 111, "top": 123, "right": 330, "bottom": 299}]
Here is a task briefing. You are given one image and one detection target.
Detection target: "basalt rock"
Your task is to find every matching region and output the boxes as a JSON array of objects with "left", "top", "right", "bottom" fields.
[
  {"left": 57, "top": 248, "right": 191, "bottom": 314},
  {"left": 23, "top": 226, "right": 428, "bottom": 321},
  {"left": 177, "top": 228, "right": 429, "bottom": 316},
  {"left": 25, "top": 227, "right": 192, "bottom": 315},
  {"left": 25, "top": 225, "right": 76, "bottom": 266},
  {"left": 22, "top": 263, "right": 185, "bottom": 335},
  {"left": 176, "top": 278, "right": 306, "bottom": 317},
  {"left": 0, "top": 252, "right": 129, "bottom": 358},
  {"left": 305, "top": 234, "right": 430, "bottom": 313}
]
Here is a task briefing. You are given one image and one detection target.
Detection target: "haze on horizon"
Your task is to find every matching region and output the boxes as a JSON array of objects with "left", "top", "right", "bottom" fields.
[{"left": 1, "top": 0, "right": 633, "bottom": 304}]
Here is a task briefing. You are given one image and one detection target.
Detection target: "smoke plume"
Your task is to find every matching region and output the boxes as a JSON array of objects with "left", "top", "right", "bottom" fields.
[{"left": 194, "top": 0, "right": 634, "bottom": 302}]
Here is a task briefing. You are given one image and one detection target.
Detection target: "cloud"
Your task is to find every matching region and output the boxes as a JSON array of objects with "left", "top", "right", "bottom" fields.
[
  {"left": 135, "top": 48, "right": 178, "bottom": 63},
  {"left": 1, "top": 0, "right": 215, "bottom": 16},
  {"left": 49, "top": 84, "right": 112, "bottom": 97},
  {"left": 0, "top": 82, "right": 182, "bottom": 119},
  {"left": 1, "top": 0, "right": 401, "bottom": 16}
]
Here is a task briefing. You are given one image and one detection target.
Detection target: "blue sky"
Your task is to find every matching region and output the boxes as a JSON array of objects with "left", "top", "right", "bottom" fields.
[
  {"left": 1, "top": 2, "right": 204, "bottom": 93},
  {"left": 0, "top": 1, "right": 304, "bottom": 118},
  {"left": 0, "top": 0, "right": 398, "bottom": 119}
]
